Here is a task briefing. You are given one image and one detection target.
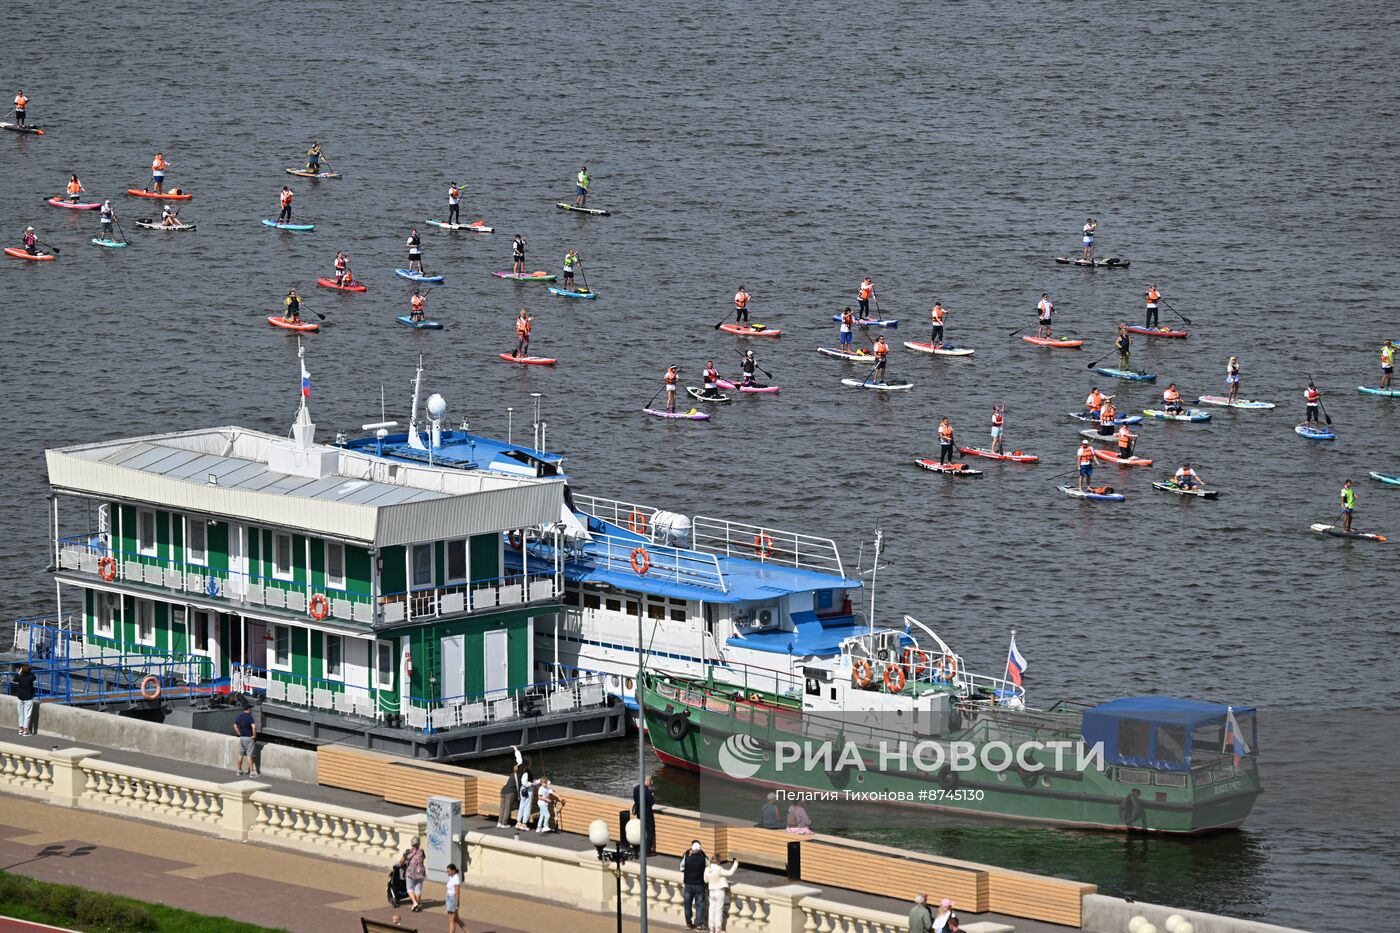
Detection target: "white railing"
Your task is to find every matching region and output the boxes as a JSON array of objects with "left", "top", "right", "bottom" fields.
[
  {"left": 80, "top": 759, "right": 225, "bottom": 827},
  {"left": 573, "top": 531, "right": 727, "bottom": 593},
  {"left": 250, "top": 791, "right": 412, "bottom": 861},
  {"left": 380, "top": 572, "right": 558, "bottom": 624},
  {"left": 692, "top": 515, "right": 845, "bottom": 577},
  {"left": 0, "top": 743, "right": 55, "bottom": 791},
  {"left": 799, "top": 897, "right": 909, "bottom": 933},
  {"left": 572, "top": 494, "right": 658, "bottom": 531}
]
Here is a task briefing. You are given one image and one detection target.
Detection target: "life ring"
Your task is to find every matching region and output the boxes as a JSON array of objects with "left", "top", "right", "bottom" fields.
[
  {"left": 139, "top": 675, "right": 162, "bottom": 701},
  {"left": 752, "top": 533, "right": 774, "bottom": 559},
  {"left": 665, "top": 712, "right": 691, "bottom": 742},
  {"left": 883, "top": 663, "right": 907, "bottom": 693},
  {"left": 630, "top": 546, "right": 652, "bottom": 575},
  {"left": 937, "top": 765, "right": 959, "bottom": 791},
  {"left": 1119, "top": 791, "right": 1144, "bottom": 824},
  {"left": 507, "top": 529, "right": 523, "bottom": 551},
  {"left": 628, "top": 509, "right": 649, "bottom": 535},
  {"left": 98, "top": 556, "right": 117, "bottom": 581},
  {"left": 851, "top": 658, "right": 874, "bottom": 687},
  {"left": 903, "top": 647, "right": 929, "bottom": 675},
  {"left": 934, "top": 654, "right": 959, "bottom": 682},
  {"left": 308, "top": 593, "right": 330, "bottom": 621}
]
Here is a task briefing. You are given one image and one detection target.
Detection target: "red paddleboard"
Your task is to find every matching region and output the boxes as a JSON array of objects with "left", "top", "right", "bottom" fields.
[
  {"left": 4, "top": 247, "right": 55, "bottom": 261},
  {"left": 1021, "top": 335, "right": 1083, "bottom": 347},
  {"left": 267, "top": 315, "right": 319, "bottom": 332},
  {"left": 1093, "top": 448, "right": 1152, "bottom": 467},
  {"left": 958, "top": 447, "right": 1039, "bottom": 463},
  {"left": 498, "top": 353, "right": 557, "bottom": 366},
  {"left": 1120, "top": 323, "right": 1188, "bottom": 338},
  {"left": 718, "top": 323, "right": 782, "bottom": 337},
  {"left": 46, "top": 197, "right": 101, "bottom": 210},
  {"left": 316, "top": 277, "right": 367, "bottom": 292},
  {"left": 127, "top": 188, "right": 193, "bottom": 200}
]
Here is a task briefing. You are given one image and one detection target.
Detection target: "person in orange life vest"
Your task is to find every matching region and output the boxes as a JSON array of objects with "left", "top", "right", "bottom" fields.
[
  {"left": 699, "top": 360, "right": 724, "bottom": 400},
  {"left": 872, "top": 335, "right": 889, "bottom": 382},
  {"left": 929, "top": 301, "right": 947, "bottom": 347},
  {"left": 1098, "top": 399, "right": 1118, "bottom": 436},
  {"left": 937, "top": 418, "right": 956, "bottom": 465},
  {"left": 989, "top": 404, "right": 1005, "bottom": 454},
  {"left": 1076, "top": 440, "right": 1095, "bottom": 492},
  {"left": 409, "top": 289, "right": 426, "bottom": 323},
  {"left": 1116, "top": 423, "right": 1136, "bottom": 459},
  {"left": 22, "top": 226, "right": 38, "bottom": 255},
  {"left": 1144, "top": 284, "right": 1161, "bottom": 329},
  {"left": 514, "top": 309, "right": 533, "bottom": 357},
  {"left": 1303, "top": 382, "right": 1322, "bottom": 426},
  {"left": 13, "top": 90, "right": 28, "bottom": 127},
  {"left": 734, "top": 285, "right": 751, "bottom": 324},
  {"left": 1085, "top": 387, "right": 1105, "bottom": 420},
  {"left": 838, "top": 307, "right": 857, "bottom": 351},
  {"left": 1037, "top": 293, "right": 1054, "bottom": 337},
  {"left": 334, "top": 251, "right": 349, "bottom": 286},
  {"left": 1162, "top": 383, "right": 1184, "bottom": 414},
  {"left": 858, "top": 277, "right": 874, "bottom": 317},
  {"left": 151, "top": 153, "right": 169, "bottom": 194},
  {"left": 278, "top": 186, "right": 293, "bottom": 223},
  {"left": 447, "top": 182, "right": 462, "bottom": 226},
  {"left": 65, "top": 175, "right": 85, "bottom": 203},
  {"left": 1172, "top": 463, "right": 1203, "bottom": 491},
  {"left": 664, "top": 365, "right": 679, "bottom": 413}
]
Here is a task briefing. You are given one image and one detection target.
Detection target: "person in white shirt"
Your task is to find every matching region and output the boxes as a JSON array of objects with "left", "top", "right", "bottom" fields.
[
  {"left": 444, "top": 863, "right": 463, "bottom": 932},
  {"left": 933, "top": 897, "right": 958, "bottom": 932},
  {"left": 704, "top": 856, "right": 740, "bottom": 933},
  {"left": 534, "top": 777, "right": 555, "bottom": 832}
]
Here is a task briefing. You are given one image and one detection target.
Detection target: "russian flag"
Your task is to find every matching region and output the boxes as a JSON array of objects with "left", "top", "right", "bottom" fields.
[
  {"left": 301, "top": 363, "right": 311, "bottom": 398},
  {"left": 1223, "top": 707, "right": 1250, "bottom": 767},
  {"left": 1005, "top": 634, "right": 1027, "bottom": 686}
]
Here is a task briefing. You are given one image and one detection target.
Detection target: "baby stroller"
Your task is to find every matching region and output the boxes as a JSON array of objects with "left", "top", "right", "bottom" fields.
[{"left": 387, "top": 862, "right": 409, "bottom": 907}]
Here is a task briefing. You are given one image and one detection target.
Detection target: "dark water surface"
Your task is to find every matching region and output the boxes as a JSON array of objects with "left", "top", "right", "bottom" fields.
[{"left": 3, "top": 2, "right": 1398, "bottom": 929}]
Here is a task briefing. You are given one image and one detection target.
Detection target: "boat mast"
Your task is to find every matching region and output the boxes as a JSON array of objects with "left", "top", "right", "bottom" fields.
[
  {"left": 867, "top": 528, "right": 883, "bottom": 634},
  {"left": 407, "top": 354, "right": 426, "bottom": 450}
]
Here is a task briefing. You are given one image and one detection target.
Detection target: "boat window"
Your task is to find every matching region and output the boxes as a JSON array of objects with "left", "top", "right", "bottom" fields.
[
  {"left": 445, "top": 539, "right": 468, "bottom": 583},
  {"left": 605, "top": 598, "right": 622, "bottom": 613},
  {"left": 411, "top": 544, "right": 432, "bottom": 588},
  {"left": 324, "top": 633, "right": 344, "bottom": 680},
  {"left": 583, "top": 592, "right": 601, "bottom": 610},
  {"left": 627, "top": 600, "right": 639, "bottom": 616},
  {"left": 135, "top": 599, "right": 155, "bottom": 645},
  {"left": 273, "top": 625, "right": 292, "bottom": 669},
  {"left": 752, "top": 709, "right": 769, "bottom": 728},
  {"left": 192, "top": 611, "right": 210, "bottom": 653},
  {"left": 563, "top": 587, "right": 581, "bottom": 607},
  {"left": 325, "top": 542, "right": 346, "bottom": 590},
  {"left": 1233, "top": 710, "right": 1257, "bottom": 751},
  {"left": 647, "top": 603, "right": 666, "bottom": 620},
  {"left": 668, "top": 597, "right": 686, "bottom": 607},
  {"left": 1156, "top": 724, "right": 1188, "bottom": 764},
  {"left": 735, "top": 704, "right": 751, "bottom": 722},
  {"left": 374, "top": 640, "right": 395, "bottom": 688},
  {"left": 186, "top": 518, "right": 207, "bottom": 565},
  {"left": 273, "top": 533, "right": 295, "bottom": 580},
  {"left": 1118, "top": 720, "right": 1152, "bottom": 760},
  {"left": 138, "top": 509, "right": 159, "bottom": 557},
  {"left": 669, "top": 602, "right": 687, "bottom": 622},
  {"left": 1192, "top": 720, "right": 1222, "bottom": 759}
]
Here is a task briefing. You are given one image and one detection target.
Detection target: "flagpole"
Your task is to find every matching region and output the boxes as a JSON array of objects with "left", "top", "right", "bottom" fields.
[{"left": 1003, "top": 627, "right": 1014, "bottom": 697}]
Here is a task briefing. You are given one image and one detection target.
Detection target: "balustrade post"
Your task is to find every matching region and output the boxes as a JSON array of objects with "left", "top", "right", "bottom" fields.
[
  {"left": 765, "top": 884, "right": 824, "bottom": 933},
  {"left": 48, "top": 748, "right": 97, "bottom": 807},
  {"left": 217, "top": 779, "right": 270, "bottom": 841},
  {"left": 392, "top": 813, "right": 428, "bottom": 852},
  {"left": 574, "top": 848, "right": 616, "bottom": 915}
]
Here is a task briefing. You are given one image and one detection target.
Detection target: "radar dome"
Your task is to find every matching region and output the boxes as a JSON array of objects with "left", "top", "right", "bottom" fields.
[{"left": 426, "top": 393, "right": 447, "bottom": 418}]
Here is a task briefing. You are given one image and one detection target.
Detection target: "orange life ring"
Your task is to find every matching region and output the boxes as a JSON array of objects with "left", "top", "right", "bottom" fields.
[
  {"left": 507, "top": 529, "right": 524, "bottom": 551},
  {"left": 934, "top": 654, "right": 959, "bottom": 681},
  {"left": 752, "top": 533, "right": 774, "bottom": 559},
  {"left": 851, "top": 658, "right": 874, "bottom": 687},
  {"left": 903, "top": 647, "right": 929, "bottom": 675},
  {"left": 98, "top": 556, "right": 117, "bottom": 581},
  {"left": 139, "top": 674, "right": 161, "bottom": 701},
  {"left": 630, "top": 546, "right": 652, "bottom": 575},
  {"left": 308, "top": 593, "right": 330, "bottom": 621},
  {"left": 884, "top": 663, "right": 907, "bottom": 693},
  {"left": 628, "top": 510, "right": 649, "bottom": 535}
]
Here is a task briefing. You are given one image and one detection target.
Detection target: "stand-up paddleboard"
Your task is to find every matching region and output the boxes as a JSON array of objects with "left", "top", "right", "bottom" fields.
[
  {"left": 498, "top": 353, "right": 557, "bottom": 366},
  {"left": 1310, "top": 523, "right": 1387, "bottom": 542},
  {"left": 547, "top": 286, "right": 597, "bottom": 299},
  {"left": 396, "top": 269, "right": 445, "bottom": 284},
  {"left": 1060, "top": 485, "right": 1126, "bottom": 502},
  {"left": 1358, "top": 386, "right": 1400, "bottom": 397},
  {"left": 1370, "top": 471, "right": 1400, "bottom": 487},
  {"left": 687, "top": 387, "right": 731, "bottom": 403},
  {"left": 3, "top": 247, "right": 54, "bottom": 261},
  {"left": 1022, "top": 335, "right": 1083, "bottom": 348},
  {"left": 1, "top": 122, "right": 44, "bottom": 135},
  {"left": 1070, "top": 411, "right": 1143, "bottom": 425},
  {"left": 1153, "top": 482, "right": 1220, "bottom": 499},
  {"left": 556, "top": 202, "right": 610, "bottom": 216},
  {"left": 45, "top": 197, "right": 101, "bottom": 210},
  {"left": 316, "top": 277, "right": 366, "bottom": 292},
  {"left": 841, "top": 378, "right": 913, "bottom": 391},
  {"left": 1095, "top": 367, "right": 1157, "bottom": 382},
  {"left": 127, "top": 188, "right": 192, "bottom": 200},
  {"left": 1295, "top": 424, "right": 1336, "bottom": 440},
  {"left": 915, "top": 460, "right": 983, "bottom": 476},
  {"left": 903, "top": 341, "right": 974, "bottom": 356},
  {"left": 91, "top": 238, "right": 127, "bottom": 248},
  {"left": 285, "top": 169, "right": 341, "bottom": 179},
  {"left": 833, "top": 315, "right": 898, "bottom": 327},
  {"left": 958, "top": 447, "right": 1038, "bottom": 462},
  {"left": 1197, "top": 395, "right": 1275, "bottom": 409},
  {"left": 1093, "top": 448, "right": 1153, "bottom": 467},
  {"left": 1079, "top": 429, "right": 1119, "bottom": 444},
  {"left": 135, "top": 219, "right": 196, "bottom": 231},
  {"left": 1120, "top": 324, "right": 1188, "bottom": 338},
  {"left": 715, "top": 379, "right": 780, "bottom": 394},
  {"left": 719, "top": 323, "right": 781, "bottom": 337},
  {"left": 493, "top": 271, "right": 557, "bottom": 282},
  {"left": 396, "top": 315, "right": 443, "bottom": 329},
  {"left": 643, "top": 408, "right": 710, "bottom": 420},
  {"left": 817, "top": 346, "right": 877, "bottom": 361},
  {"left": 1142, "top": 408, "right": 1212, "bottom": 423},
  {"left": 1055, "top": 256, "right": 1130, "bottom": 268},
  {"left": 267, "top": 315, "right": 319, "bottom": 332},
  {"left": 262, "top": 219, "right": 315, "bottom": 231},
  {"left": 427, "top": 219, "right": 493, "bottom": 233}
]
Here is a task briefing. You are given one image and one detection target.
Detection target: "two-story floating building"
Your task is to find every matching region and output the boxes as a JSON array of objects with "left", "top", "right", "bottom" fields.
[{"left": 22, "top": 350, "right": 622, "bottom": 759}]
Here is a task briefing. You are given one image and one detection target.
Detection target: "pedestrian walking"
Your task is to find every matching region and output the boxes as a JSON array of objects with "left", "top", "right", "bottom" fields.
[
  {"left": 12, "top": 663, "right": 37, "bottom": 736},
  {"left": 679, "top": 839, "right": 708, "bottom": 930},
  {"left": 908, "top": 893, "right": 934, "bottom": 933},
  {"left": 400, "top": 836, "right": 427, "bottom": 913},
  {"left": 632, "top": 776, "right": 657, "bottom": 856},
  {"left": 704, "top": 855, "right": 740, "bottom": 933},
  {"left": 232, "top": 702, "right": 258, "bottom": 776},
  {"left": 444, "top": 863, "right": 464, "bottom": 932},
  {"left": 933, "top": 898, "right": 958, "bottom": 932}
]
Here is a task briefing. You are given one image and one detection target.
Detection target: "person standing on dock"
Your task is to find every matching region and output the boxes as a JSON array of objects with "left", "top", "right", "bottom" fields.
[
  {"left": 497, "top": 746, "right": 526, "bottom": 828},
  {"left": 680, "top": 840, "right": 709, "bottom": 930},
  {"left": 933, "top": 898, "right": 958, "bottom": 933},
  {"left": 399, "top": 836, "right": 426, "bottom": 913},
  {"left": 632, "top": 776, "right": 657, "bottom": 856},
  {"left": 233, "top": 703, "right": 258, "bottom": 776},
  {"left": 12, "top": 663, "right": 36, "bottom": 736}
]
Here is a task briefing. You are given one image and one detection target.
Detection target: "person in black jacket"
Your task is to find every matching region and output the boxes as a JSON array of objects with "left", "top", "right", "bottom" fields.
[
  {"left": 679, "top": 840, "right": 708, "bottom": 930},
  {"left": 632, "top": 776, "right": 657, "bottom": 856},
  {"left": 13, "top": 663, "right": 37, "bottom": 736}
]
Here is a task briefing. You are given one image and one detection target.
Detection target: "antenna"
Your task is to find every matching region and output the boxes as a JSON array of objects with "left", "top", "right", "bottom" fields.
[
  {"left": 506, "top": 407, "right": 514, "bottom": 445},
  {"left": 867, "top": 527, "right": 884, "bottom": 634},
  {"left": 531, "top": 393, "right": 543, "bottom": 451}
]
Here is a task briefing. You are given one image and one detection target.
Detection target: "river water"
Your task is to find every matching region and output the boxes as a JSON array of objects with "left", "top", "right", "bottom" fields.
[{"left": 2, "top": 2, "right": 1396, "bottom": 929}]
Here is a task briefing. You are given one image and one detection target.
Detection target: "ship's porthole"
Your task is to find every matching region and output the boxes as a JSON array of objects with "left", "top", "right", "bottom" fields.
[
  {"left": 855, "top": 773, "right": 865, "bottom": 784},
  {"left": 762, "top": 752, "right": 770, "bottom": 762},
  {"left": 625, "top": 678, "right": 635, "bottom": 690},
  {"left": 996, "top": 771, "right": 1008, "bottom": 783},
  {"left": 1040, "top": 775, "right": 1051, "bottom": 788}
]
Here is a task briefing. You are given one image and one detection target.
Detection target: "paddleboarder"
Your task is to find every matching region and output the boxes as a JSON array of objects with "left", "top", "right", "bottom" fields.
[
  {"left": 563, "top": 249, "right": 580, "bottom": 292},
  {"left": 1115, "top": 325, "right": 1132, "bottom": 371},
  {"left": 1076, "top": 440, "right": 1095, "bottom": 492},
  {"left": 13, "top": 90, "right": 28, "bottom": 128},
  {"left": 700, "top": 360, "right": 723, "bottom": 400},
  {"left": 160, "top": 204, "right": 179, "bottom": 227},
  {"left": 664, "top": 365, "right": 679, "bottom": 413},
  {"left": 740, "top": 350, "right": 759, "bottom": 387},
  {"left": 872, "top": 335, "right": 889, "bottom": 383},
  {"left": 839, "top": 308, "right": 856, "bottom": 352},
  {"left": 334, "top": 251, "right": 349, "bottom": 286},
  {"left": 1081, "top": 218, "right": 1098, "bottom": 262},
  {"left": 573, "top": 166, "right": 590, "bottom": 207},
  {"left": 1162, "top": 383, "right": 1184, "bottom": 415},
  {"left": 447, "top": 182, "right": 462, "bottom": 226},
  {"left": 305, "top": 142, "right": 323, "bottom": 174},
  {"left": 277, "top": 186, "right": 293, "bottom": 223},
  {"left": 1144, "top": 284, "right": 1161, "bottom": 329},
  {"left": 929, "top": 301, "right": 947, "bottom": 347},
  {"left": 937, "top": 418, "right": 956, "bottom": 465},
  {"left": 151, "top": 152, "right": 169, "bottom": 194},
  {"left": 21, "top": 226, "right": 38, "bottom": 256},
  {"left": 1037, "top": 293, "right": 1054, "bottom": 338},
  {"left": 64, "top": 175, "right": 85, "bottom": 203},
  {"left": 989, "top": 404, "right": 1005, "bottom": 454},
  {"left": 1340, "top": 479, "right": 1356, "bottom": 533},
  {"left": 1099, "top": 399, "right": 1118, "bottom": 436},
  {"left": 1226, "top": 356, "right": 1242, "bottom": 404},
  {"left": 406, "top": 229, "right": 423, "bottom": 273},
  {"left": 734, "top": 285, "right": 751, "bottom": 324},
  {"left": 1172, "top": 463, "right": 1203, "bottom": 491},
  {"left": 1381, "top": 340, "right": 1395, "bottom": 390},
  {"left": 283, "top": 289, "right": 302, "bottom": 325},
  {"left": 514, "top": 309, "right": 533, "bottom": 357},
  {"left": 99, "top": 200, "right": 115, "bottom": 241},
  {"left": 1116, "top": 423, "right": 1136, "bottom": 460},
  {"left": 858, "top": 277, "right": 875, "bottom": 318},
  {"left": 1303, "top": 382, "right": 1322, "bottom": 427},
  {"left": 512, "top": 234, "right": 527, "bottom": 275},
  {"left": 1085, "top": 387, "right": 1106, "bottom": 421},
  {"left": 409, "top": 289, "right": 426, "bottom": 324}
]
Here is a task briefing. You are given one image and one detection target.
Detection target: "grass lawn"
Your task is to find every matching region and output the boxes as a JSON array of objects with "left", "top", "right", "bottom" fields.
[{"left": 0, "top": 871, "right": 292, "bottom": 932}]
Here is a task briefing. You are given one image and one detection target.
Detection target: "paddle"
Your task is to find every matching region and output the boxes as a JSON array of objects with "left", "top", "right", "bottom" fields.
[
  {"left": 113, "top": 213, "right": 130, "bottom": 246},
  {"left": 1160, "top": 299, "right": 1192, "bottom": 326},
  {"left": 577, "top": 262, "right": 591, "bottom": 295},
  {"left": 741, "top": 355, "right": 774, "bottom": 380},
  {"left": 872, "top": 294, "right": 882, "bottom": 319},
  {"left": 1307, "top": 375, "right": 1333, "bottom": 425},
  {"left": 644, "top": 385, "right": 666, "bottom": 410},
  {"left": 33, "top": 238, "right": 60, "bottom": 256},
  {"left": 1086, "top": 348, "right": 1115, "bottom": 369}
]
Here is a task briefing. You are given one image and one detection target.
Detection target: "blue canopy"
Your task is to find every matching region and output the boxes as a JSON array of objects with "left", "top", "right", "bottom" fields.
[{"left": 1080, "top": 697, "right": 1256, "bottom": 772}]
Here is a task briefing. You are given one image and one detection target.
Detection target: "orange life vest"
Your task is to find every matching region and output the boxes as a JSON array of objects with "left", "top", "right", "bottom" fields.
[
  {"left": 67, "top": 179, "right": 81, "bottom": 194},
  {"left": 411, "top": 294, "right": 425, "bottom": 311},
  {"left": 1077, "top": 446, "right": 1094, "bottom": 465},
  {"left": 280, "top": 190, "right": 292, "bottom": 207},
  {"left": 15, "top": 94, "right": 28, "bottom": 110},
  {"left": 858, "top": 281, "right": 873, "bottom": 300},
  {"left": 939, "top": 423, "right": 953, "bottom": 441},
  {"left": 152, "top": 155, "right": 167, "bottom": 172},
  {"left": 735, "top": 290, "right": 749, "bottom": 309},
  {"left": 516, "top": 316, "right": 531, "bottom": 336}
]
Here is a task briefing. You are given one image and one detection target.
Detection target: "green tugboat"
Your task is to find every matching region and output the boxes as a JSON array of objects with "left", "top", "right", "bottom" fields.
[{"left": 642, "top": 622, "right": 1261, "bottom": 833}]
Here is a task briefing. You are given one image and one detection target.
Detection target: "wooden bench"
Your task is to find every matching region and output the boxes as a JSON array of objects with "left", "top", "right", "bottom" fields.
[
  {"left": 798, "top": 839, "right": 989, "bottom": 913},
  {"left": 384, "top": 759, "right": 477, "bottom": 809},
  {"left": 986, "top": 867, "right": 1095, "bottom": 926},
  {"left": 315, "top": 745, "right": 398, "bottom": 796},
  {"left": 722, "top": 825, "right": 804, "bottom": 872}
]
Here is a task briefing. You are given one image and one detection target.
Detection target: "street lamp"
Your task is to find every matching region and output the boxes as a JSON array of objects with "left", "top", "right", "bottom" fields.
[{"left": 589, "top": 815, "right": 644, "bottom": 933}]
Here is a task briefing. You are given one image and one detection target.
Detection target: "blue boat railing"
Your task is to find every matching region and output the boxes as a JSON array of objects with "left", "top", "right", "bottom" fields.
[
  {"left": 517, "top": 526, "right": 727, "bottom": 593},
  {"left": 14, "top": 619, "right": 214, "bottom": 705}
]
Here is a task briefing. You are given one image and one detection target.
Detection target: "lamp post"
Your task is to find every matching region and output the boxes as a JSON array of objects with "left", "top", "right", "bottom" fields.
[{"left": 589, "top": 815, "right": 643, "bottom": 933}]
